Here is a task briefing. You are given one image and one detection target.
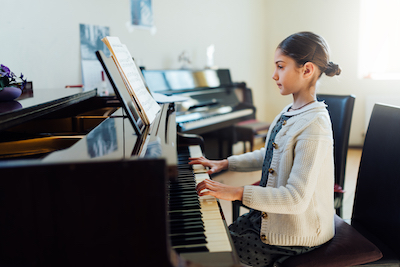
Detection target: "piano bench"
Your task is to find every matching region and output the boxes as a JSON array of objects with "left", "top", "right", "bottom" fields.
[{"left": 234, "top": 119, "right": 270, "bottom": 153}]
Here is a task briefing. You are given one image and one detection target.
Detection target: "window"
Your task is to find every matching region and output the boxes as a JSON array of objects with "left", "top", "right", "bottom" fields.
[{"left": 359, "top": 0, "right": 400, "bottom": 80}]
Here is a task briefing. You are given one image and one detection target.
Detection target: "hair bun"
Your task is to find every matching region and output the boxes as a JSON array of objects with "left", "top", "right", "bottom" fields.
[{"left": 324, "top": 61, "right": 341, "bottom": 77}]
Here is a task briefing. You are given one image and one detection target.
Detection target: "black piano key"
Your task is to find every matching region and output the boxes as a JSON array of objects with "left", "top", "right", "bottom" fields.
[
  {"left": 169, "top": 200, "right": 200, "bottom": 206},
  {"left": 170, "top": 232, "right": 205, "bottom": 241},
  {"left": 170, "top": 219, "right": 204, "bottom": 227},
  {"left": 170, "top": 222, "right": 204, "bottom": 230},
  {"left": 168, "top": 208, "right": 201, "bottom": 214},
  {"left": 175, "top": 176, "right": 195, "bottom": 180},
  {"left": 170, "top": 226, "right": 205, "bottom": 234},
  {"left": 169, "top": 201, "right": 200, "bottom": 207},
  {"left": 170, "top": 180, "right": 195, "bottom": 185},
  {"left": 168, "top": 196, "right": 199, "bottom": 203},
  {"left": 168, "top": 197, "right": 199, "bottom": 204},
  {"left": 169, "top": 214, "right": 202, "bottom": 221},
  {"left": 169, "top": 204, "right": 200, "bottom": 211},
  {"left": 170, "top": 221, "right": 203, "bottom": 228},
  {"left": 169, "top": 210, "right": 202, "bottom": 219},
  {"left": 170, "top": 227, "right": 204, "bottom": 235},
  {"left": 169, "top": 215, "right": 203, "bottom": 221},
  {"left": 170, "top": 187, "right": 196, "bottom": 193},
  {"left": 170, "top": 231, "right": 206, "bottom": 239},
  {"left": 169, "top": 192, "right": 197, "bottom": 197},
  {"left": 168, "top": 187, "right": 195, "bottom": 193},
  {"left": 169, "top": 227, "right": 204, "bottom": 235},
  {"left": 171, "top": 236, "right": 207, "bottom": 246},
  {"left": 173, "top": 246, "right": 209, "bottom": 253},
  {"left": 169, "top": 199, "right": 199, "bottom": 205},
  {"left": 169, "top": 189, "right": 198, "bottom": 195},
  {"left": 168, "top": 145, "right": 213, "bottom": 255}
]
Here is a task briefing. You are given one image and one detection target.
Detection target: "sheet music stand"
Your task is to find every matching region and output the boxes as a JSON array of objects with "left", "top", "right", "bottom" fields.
[{"left": 96, "top": 50, "right": 145, "bottom": 137}]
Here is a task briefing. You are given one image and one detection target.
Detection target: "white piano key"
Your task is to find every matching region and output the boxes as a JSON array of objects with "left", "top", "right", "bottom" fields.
[{"left": 188, "top": 145, "right": 232, "bottom": 253}]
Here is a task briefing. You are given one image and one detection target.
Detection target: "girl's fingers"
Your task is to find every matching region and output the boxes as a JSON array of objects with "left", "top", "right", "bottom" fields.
[
  {"left": 196, "top": 179, "right": 219, "bottom": 196},
  {"left": 198, "top": 190, "right": 212, "bottom": 197},
  {"left": 195, "top": 180, "right": 211, "bottom": 193},
  {"left": 188, "top": 156, "right": 206, "bottom": 164}
]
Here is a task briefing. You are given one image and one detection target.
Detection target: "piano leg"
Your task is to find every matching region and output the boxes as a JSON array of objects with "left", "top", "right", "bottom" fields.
[{"left": 201, "top": 127, "right": 235, "bottom": 160}]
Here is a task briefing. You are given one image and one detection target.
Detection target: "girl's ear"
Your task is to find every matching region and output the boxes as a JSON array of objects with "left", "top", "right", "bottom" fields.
[{"left": 302, "top": 62, "right": 315, "bottom": 79}]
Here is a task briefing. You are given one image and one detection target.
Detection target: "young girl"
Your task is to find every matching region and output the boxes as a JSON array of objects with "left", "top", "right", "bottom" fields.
[{"left": 190, "top": 32, "right": 341, "bottom": 267}]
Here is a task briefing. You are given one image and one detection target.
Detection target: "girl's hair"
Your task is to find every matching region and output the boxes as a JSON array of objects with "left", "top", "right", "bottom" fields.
[{"left": 277, "top": 32, "right": 341, "bottom": 77}]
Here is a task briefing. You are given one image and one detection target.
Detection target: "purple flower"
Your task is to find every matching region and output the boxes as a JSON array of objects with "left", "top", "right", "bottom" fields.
[
  {"left": 0, "top": 64, "right": 26, "bottom": 91},
  {"left": 0, "top": 64, "right": 11, "bottom": 77}
]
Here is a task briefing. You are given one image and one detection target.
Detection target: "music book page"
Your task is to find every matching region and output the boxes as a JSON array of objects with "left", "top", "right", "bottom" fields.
[{"left": 102, "top": 36, "right": 160, "bottom": 125}]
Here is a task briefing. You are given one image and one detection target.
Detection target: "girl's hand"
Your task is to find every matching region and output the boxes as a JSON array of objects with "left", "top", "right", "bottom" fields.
[
  {"left": 188, "top": 156, "right": 228, "bottom": 175},
  {"left": 195, "top": 179, "right": 244, "bottom": 201}
]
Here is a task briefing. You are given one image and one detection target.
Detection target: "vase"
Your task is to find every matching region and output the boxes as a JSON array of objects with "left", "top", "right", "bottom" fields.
[
  {"left": 0, "top": 100, "right": 22, "bottom": 113},
  {"left": 0, "top": 87, "right": 22, "bottom": 102}
]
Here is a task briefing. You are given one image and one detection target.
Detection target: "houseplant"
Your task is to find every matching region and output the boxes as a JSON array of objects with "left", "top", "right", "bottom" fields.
[{"left": 0, "top": 64, "right": 27, "bottom": 101}]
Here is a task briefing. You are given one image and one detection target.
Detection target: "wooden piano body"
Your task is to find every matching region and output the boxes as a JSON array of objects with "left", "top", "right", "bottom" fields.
[{"left": 0, "top": 89, "right": 240, "bottom": 266}]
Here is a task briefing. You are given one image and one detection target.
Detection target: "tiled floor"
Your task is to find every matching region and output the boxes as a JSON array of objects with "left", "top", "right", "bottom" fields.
[{"left": 212, "top": 141, "right": 362, "bottom": 226}]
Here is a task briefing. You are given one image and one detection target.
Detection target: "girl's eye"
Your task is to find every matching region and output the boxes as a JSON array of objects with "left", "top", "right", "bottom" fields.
[{"left": 277, "top": 65, "right": 283, "bottom": 69}]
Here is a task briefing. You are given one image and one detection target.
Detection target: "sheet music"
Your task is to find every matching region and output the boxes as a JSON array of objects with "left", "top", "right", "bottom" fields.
[{"left": 102, "top": 36, "right": 160, "bottom": 124}]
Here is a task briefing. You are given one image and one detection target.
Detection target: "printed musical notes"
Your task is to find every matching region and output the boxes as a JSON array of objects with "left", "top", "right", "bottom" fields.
[{"left": 102, "top": 36, "right": 160, "bottom": 125}]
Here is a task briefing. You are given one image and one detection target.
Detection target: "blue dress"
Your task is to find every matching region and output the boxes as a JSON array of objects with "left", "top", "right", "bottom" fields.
[{"left": 228, "top": 114, "right": 319, "bottom": 267}]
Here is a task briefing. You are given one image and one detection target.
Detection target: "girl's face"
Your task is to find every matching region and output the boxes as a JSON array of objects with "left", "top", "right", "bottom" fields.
[{"left": 272, "top": 49, "right": 305, "bottom": 96}]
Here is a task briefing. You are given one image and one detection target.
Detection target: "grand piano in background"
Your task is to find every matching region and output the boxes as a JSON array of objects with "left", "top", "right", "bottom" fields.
[
  {"left": 0, "top": 87, "right": 240, "bottom": 265},
  {"left": 141, "top": 69, "right": 255, "bottom": 159}
]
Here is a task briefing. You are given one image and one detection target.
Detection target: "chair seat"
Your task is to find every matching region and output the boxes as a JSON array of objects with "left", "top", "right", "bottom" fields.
[
  {"left": 351, "top": 222, "right": 400, "bottom": 266},
  {"left": 234, "top": 119, "right": 270, "bottom": 153},
  {"left": 281, "top": 215, "right": 383, "bottom": 267},
  {"left": 235, "top": 119, "right": 270, "bottom": 141},
  {"left": 236, "top": 119, "right": 271, "bottom": 132}
]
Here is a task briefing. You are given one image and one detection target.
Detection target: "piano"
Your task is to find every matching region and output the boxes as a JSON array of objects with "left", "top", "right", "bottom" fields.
[
  {"left": 141, "top": 69, "right": 255, "bottom": 159},
  {"left": 0, "top": 92, "right": 240, "bottom": 265}
]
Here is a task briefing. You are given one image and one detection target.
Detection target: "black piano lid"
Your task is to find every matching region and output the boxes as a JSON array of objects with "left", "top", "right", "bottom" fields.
[
  {"left": 0, "top": 89, "right": 97, "bottom": 132},
  {"left": 141, "top": 69, "right": 233, "bottom": 94}
]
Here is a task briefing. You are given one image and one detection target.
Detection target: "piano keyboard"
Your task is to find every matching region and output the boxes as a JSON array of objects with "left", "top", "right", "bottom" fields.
[
  {"left": 178, "top": 108, "right": 253, "bottom": 131},
  {"left": 169, "top": 145, "right": 232, "bottom": 254}
]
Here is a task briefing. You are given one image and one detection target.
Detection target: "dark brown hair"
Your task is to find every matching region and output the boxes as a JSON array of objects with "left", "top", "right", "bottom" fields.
[{"left": 277, "top": 32, "right": 341, "bottom": 77}]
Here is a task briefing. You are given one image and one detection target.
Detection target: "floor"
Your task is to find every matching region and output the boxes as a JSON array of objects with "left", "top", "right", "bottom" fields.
[{"left": 212, "top": 140, "right": 363, "bottom": 226}]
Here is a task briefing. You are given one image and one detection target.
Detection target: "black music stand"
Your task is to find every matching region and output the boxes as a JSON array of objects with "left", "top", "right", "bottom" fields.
[{"left": 96, "top": 50, "right": 145, "bottom": 137}]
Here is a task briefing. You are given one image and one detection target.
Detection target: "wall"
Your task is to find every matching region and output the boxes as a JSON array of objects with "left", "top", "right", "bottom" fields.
[
  {"left": 2, "top": 0, "right": 399, "bottom": 146},
  {"left": 1, "top": 0, "right": 269, "bottom": 116}
]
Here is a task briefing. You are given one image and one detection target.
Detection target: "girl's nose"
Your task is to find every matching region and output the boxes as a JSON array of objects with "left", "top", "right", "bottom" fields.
[{"left": 272, "top": 70, "right": 278, "bottom": 81}]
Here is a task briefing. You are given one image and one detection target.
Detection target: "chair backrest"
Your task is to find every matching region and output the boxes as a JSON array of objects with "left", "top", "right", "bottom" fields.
[
  {"left": 351, "top": 103, "right": 400, "bottom": 259},
  {"left": 316, "top": 94, "right": 355, "bottom": 189}
]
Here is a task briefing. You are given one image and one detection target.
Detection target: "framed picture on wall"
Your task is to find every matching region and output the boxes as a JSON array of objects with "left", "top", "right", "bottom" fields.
[{"left": 130, "top": 0, "right": 156, "bottom": 33}]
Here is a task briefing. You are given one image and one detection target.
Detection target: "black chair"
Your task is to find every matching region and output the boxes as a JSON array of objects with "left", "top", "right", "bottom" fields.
[
  {"left": 281, "top": 103, "right": 400, "bottom": 266},
  {"left": 231, "top": 94, "right": 355, "bottom": 221},
  {"left": 233, "top": 82, "right": 271, "bottom": 153},
  {"left": 317, "top": 94, "right": 355, "bottom": 217}
]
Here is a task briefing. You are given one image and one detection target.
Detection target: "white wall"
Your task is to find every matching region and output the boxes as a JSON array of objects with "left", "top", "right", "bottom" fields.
[
  {"left": 1, "top": 0, "right": 269, "bottom": 104},
  {"left": 2, "top": 0, "right": 399, "bottom": 146}
]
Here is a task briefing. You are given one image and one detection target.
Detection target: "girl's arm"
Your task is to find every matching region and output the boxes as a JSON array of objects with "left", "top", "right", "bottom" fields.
[
  {"left": 243, "top": 116, "right": 333, "bottom": 214},
  {"left": 189, "top": 148, "right": 267, "bottom": 174}
]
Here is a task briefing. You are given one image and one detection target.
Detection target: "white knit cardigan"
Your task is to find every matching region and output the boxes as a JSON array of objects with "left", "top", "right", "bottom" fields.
[{"left": 228, "top": 102, "right": 335, "bottom": 247}]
